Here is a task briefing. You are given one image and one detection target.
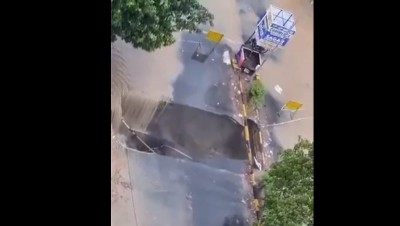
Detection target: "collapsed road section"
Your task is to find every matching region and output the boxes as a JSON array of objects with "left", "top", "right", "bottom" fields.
[{"left": 115, "top": 102, "right": 254, "bottom": 226}]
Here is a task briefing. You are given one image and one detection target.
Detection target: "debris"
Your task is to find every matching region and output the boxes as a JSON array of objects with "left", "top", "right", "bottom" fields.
[
  {"left": 231, "top": 82, "right": 234, "bottom": 86},
  {"left": 237, "top": 90, "right": 241, "bottom": 95},
  {"left": 223, "top": 50, "right": 231, "bottom": 65},
  {"left": 120, "top": 182, "right": 132, "bottom": 189},
  {"left": 222, "top": 82, "right": 226, "bottom": 86},
  {"left": 217, "top": 102, "right": 220, "bottom": 105},
  {"left": 254, "top": 157, "right": 262, "bottom": 170},
  {"left": 186, "top": 193, "right": 192, "bottom": 200},
  {"left": 241, "top": 199, "right": 246, "bottom": 204},
  {"left": 211, "top": 58, "right": 215, "bottom": 61},
  {"left": 238, "top": 114, "right": 243, "bottom": 118}
]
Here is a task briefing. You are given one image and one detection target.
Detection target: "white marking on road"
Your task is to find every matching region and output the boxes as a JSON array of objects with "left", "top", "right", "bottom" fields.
[
  {"left": 223, "top": 50, "right": 231, "bottom": 65},
  {"left": 274, "top": 85, "right": 283, "bottom": 94}
]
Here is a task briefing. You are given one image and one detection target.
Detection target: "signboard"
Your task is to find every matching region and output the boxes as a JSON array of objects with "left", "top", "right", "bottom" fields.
[
  {"left": 263, "top": 30, "right": 289, "bottom": 46},
  {"left": 255, "top": 10, "right": 291, "bottom": 47},
  {"left": 271, "top": 23, "right": 295, "bottom": 36},
  {"left": 269, "top": 27, "right": 291, "bottom": 39},
  {"left": 206, "top": 30, "right": 224, "bottom": 43},
  {"left": 256, "top": 17, "right": 269, "bottom": 39},
  {"left": 283, "top": 100, "right": 303, "bottom": 111}
]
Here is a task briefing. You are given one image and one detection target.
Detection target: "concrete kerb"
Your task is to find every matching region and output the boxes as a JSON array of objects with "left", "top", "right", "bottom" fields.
[{"left": 230, "top": 55, "right": 263, "bottom": 221}]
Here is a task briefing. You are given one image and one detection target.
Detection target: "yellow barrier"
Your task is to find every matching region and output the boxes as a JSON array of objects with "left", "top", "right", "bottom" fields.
[
  {"left": 244, "top": 126, "right": 250, "bottom": 141},
  {"left": 242, "top": 104, "right": 247, "bottom": 117},
  {"left": 253, "top": 199, "right": 260, "bottom": 211}
]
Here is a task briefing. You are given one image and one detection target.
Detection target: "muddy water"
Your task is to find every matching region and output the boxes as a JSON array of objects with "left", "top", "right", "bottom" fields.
[{"left": 111, "top": 37, "right": 184, "bottom": 131}]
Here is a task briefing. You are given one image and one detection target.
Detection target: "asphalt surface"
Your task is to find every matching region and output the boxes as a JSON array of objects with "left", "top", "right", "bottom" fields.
[
  {"left": 116, "top": 103, "right": 252, "bottom": 226},
  {"left": 113, "top": 32, "right": 253, "bottom": 225},
  {"left": 173, "top": 32, "right": 238, "bottom": 118},
  {"left": 119, "top": 102, "right": 248, "bottom": 173},
  {"left": 125, "top": 148, "right": 252, "bottom": 226}
]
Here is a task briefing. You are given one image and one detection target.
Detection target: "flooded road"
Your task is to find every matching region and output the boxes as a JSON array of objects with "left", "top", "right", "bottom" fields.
[{"left": 112, "top": 33, "right": 252, "bottom": 225}]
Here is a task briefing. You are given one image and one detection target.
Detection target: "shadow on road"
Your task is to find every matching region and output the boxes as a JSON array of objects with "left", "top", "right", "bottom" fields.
[{"left": 222, "top": 214, "right": 247, "bottom": 226}]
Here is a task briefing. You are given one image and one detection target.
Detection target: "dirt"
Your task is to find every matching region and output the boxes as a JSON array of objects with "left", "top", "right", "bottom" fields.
[{"left": 111, "top": 131, "right": 138, "bottom": 226}]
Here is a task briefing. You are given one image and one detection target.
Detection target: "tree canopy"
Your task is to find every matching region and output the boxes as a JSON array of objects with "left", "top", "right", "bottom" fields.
[
  {"left": 260, "top": 138, "right": 313, "bottom": 226},
  {"left": 111, "top": 0, "right": 214, "bottom": 51}
]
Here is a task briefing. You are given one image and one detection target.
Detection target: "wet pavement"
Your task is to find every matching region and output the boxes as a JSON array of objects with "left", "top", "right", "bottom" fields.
[
  {"left": 111, "top": 0, "right": 305, "bottom": 224},
  {"left": 114, "top": 103, "right": 252, "bottom": 226},
  {"left": 173, "top": 32, "right": 239, "bottom": 119},
  {"left": 112, "top": 32, "right": 253, "bottom": 226}
]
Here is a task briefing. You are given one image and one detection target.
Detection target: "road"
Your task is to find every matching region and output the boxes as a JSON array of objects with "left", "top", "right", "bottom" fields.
[
  {"left": 124, "top": 146, "right": 252, "bottom": 226},
  {"left": 113, "top": 102, "right": 253, "bottom": 226},
  {"left": 111, "top": 0, "right": 313, "bottom": 225},
  {"left": 111, "top": 14, "right": 252, "bottom": 226}
]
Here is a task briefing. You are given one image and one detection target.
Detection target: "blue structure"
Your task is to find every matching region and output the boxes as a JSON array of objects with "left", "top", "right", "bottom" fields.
[{"left": 254, "top": 5, "right": 296, "bottom": 49}]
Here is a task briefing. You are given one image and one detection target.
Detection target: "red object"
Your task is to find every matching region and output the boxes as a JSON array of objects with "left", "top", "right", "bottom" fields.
[{"left": 237, "top": 48, "right": 245, "bottom": 67}]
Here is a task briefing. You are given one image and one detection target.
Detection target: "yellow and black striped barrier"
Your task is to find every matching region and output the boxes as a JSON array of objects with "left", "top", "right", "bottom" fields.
[{"left": 230, "top": 56, "right": 263, "bottom": 221}]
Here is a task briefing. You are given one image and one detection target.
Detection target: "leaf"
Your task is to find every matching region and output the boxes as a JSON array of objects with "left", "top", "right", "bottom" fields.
[
  {"left": 111, "top": 0, "right": 214, "bottom": 51},
  {"left": 260, "top": 139, "right": 314, "bottom": 226}
]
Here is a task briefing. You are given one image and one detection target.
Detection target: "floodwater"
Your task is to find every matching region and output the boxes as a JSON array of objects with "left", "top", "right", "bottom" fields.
[
  {"left": 110, "top": 1, "right": 260, "bottom": 224},
  {"left": 112, "top": 34, "right": 253, "bottom": 225}
]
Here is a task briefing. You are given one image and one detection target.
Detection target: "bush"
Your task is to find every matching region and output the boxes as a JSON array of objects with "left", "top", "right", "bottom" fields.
[
  {"left": 260, "top": 138, "right": 314, "bottom": 226},
  {"left": 249, "top": 79, "right": 266, "bottom": 107}
]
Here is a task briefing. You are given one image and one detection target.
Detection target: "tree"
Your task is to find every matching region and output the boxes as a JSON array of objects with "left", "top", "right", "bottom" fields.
[
  {"left": 260, "top": 137, "right": 313, "bottom": 226},
  {"left": 111, "top": 0, "right": 214, "bottom": 51},
  {"left": 249, "top": 79, "right": 266, "bottom": 108}
]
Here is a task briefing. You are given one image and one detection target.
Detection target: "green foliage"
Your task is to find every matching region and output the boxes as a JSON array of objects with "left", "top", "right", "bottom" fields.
[
  {"left": 261, "top": 137, "right": 313, "bottom": 226},
  {"left": 249, "top": 79, "right": 266, "bottom": 107},
  {"left": 111, "top": 0, "right": 214, "bottom": 51}
]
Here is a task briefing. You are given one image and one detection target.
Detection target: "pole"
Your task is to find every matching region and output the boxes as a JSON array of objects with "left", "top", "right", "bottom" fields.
[
  {"left": 245, "top": 31, "right": 256, "bottom": 45},
  {"left": 207, "top": 40, "right": 221, "bottom": 57}
]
